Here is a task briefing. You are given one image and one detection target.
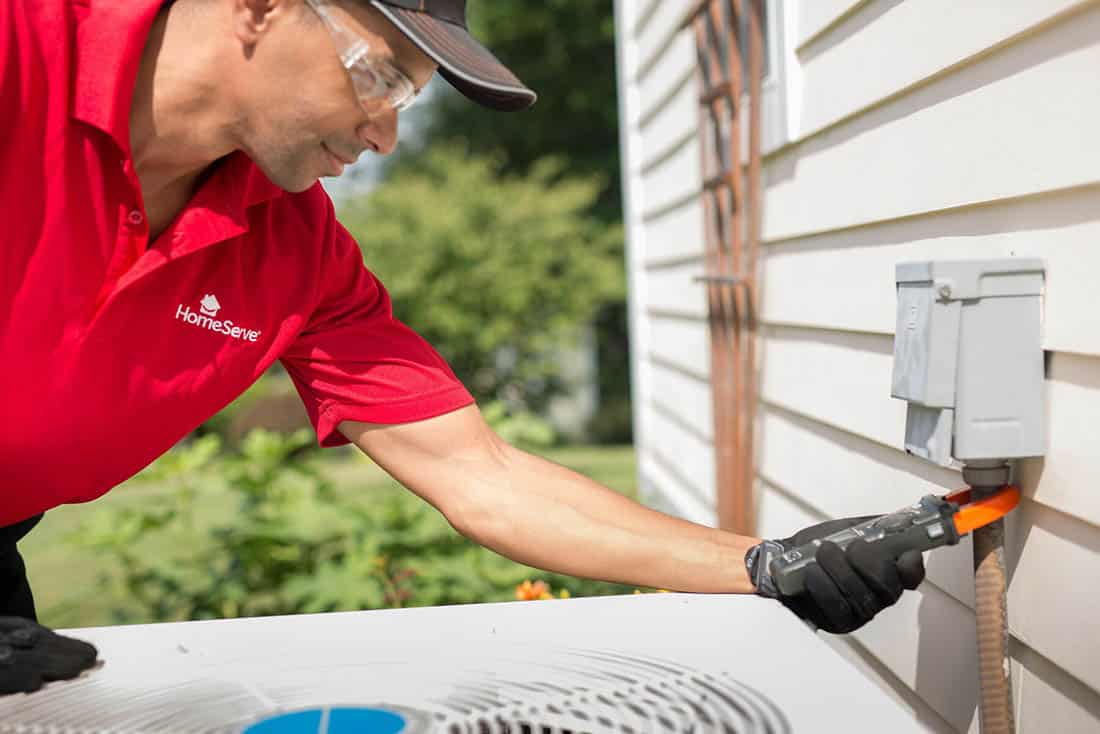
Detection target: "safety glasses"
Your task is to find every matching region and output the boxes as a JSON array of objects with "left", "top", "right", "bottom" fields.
[{"left": 304, "top": 0, "right": 421, "bottom": 113}]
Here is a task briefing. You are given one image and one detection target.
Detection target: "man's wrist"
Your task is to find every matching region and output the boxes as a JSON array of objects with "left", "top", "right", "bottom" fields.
[{"left": 744, "top": 539, "right": 784, "bottom": 599}]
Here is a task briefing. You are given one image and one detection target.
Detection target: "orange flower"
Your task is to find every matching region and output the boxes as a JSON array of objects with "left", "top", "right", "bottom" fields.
[{"left": 515, "top": 579, "right": 552, "bottom": 601}]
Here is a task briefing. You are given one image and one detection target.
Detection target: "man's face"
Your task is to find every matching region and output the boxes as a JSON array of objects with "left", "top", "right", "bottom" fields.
[{"left": 230, "top": 0, "right": 437, "bottom": 192}]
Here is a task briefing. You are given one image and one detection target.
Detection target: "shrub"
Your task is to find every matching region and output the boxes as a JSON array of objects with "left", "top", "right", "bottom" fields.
[
  {"left": 71, "top": 430, "right": 642, "bottom": 623},
  {"left": 339, "top": 144, "right": 624, "bottom": 414}
]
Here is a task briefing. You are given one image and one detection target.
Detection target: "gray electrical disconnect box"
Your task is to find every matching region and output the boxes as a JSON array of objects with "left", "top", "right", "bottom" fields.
[{"left": 891, "top": 258, "right": 1045, "bottom": 466}]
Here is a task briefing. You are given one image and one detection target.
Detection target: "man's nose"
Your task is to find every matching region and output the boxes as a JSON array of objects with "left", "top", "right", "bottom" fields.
[{"left": 358, "top": 105, "right": 398, "bottom": 156}]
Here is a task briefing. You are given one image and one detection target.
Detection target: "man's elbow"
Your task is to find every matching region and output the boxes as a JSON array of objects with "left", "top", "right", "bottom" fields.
[
  {"left": 440, "top": 445, "right": 520, "bottom": 548},
  {"left": 341, "top": 407, "right": 516, "bottom": 543}
]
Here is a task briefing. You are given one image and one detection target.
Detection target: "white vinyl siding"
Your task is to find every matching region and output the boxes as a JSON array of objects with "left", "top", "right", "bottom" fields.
[
  {"left": 616, "top": 0, "right": 716, "bottom": 522},
  {"left": 617, "top": 0, "right": 1100, "bottom": 731}
]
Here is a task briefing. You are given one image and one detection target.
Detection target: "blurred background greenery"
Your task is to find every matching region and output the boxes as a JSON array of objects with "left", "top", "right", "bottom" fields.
[
  {"left": 24, "top": 1, "right": 647, "bottom": 628},
  {"left": 25, "top": 431, "right": 643, "bottom": 628},
  {"left": 349, "top": 0, "right": 631, "bottom": 440}
]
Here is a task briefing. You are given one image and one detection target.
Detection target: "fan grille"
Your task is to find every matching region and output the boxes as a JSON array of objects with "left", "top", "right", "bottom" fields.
[{"left": 0, "top": 645, "right": 790, "bottom": 733}]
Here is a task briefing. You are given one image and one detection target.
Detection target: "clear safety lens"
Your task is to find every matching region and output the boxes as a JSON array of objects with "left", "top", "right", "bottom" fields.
[
  {"left": 306, "top": 0, "right": 420, "bottom": 113},
  {"left": 346, "top": 54, "right": 420, "bottom": 112}
]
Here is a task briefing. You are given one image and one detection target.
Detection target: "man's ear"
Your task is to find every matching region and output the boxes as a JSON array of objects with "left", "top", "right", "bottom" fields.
[{"left": 231, "top": 0, "right": 286, "bottom": 52}]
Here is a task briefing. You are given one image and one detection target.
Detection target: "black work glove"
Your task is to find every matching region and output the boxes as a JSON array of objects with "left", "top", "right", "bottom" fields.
[
  {"left": 744, "top": 517, "right": 926, "bottom": 634},
  {"left": 0, "top": 617, "right": 99, "bottom": 695}
]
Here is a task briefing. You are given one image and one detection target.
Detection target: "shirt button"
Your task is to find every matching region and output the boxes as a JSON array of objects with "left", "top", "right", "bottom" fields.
[{"left": 127, "top": 210, "right": 144, "bottom": 226}]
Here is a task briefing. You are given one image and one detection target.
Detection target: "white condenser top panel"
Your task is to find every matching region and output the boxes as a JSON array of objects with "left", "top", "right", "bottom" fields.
[{"left": 0, "top": 593, "right": 929, "bottom": 733}]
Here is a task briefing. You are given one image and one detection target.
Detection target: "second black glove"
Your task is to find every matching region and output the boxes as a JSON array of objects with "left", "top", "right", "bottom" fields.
[{"left": 0, "top": 617, "right": 99, "bottom": 696}]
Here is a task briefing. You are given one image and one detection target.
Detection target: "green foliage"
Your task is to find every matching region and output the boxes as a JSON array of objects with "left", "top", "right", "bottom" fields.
[
  {"left": 371, "top": 0, "right": 634, "bottom": 435},
  {"left": 193, "top": 370, "right": 283, "bottom": 442},
  {"left": 70, "top": 431, "right": 640, "bottom": 623},
  {"left": 480, "top": 400, "right": 556, "bottom": 450},
  {"left": 410, "top": 0, "right": 621, "bottom": 218},
  {"left": 341, "top": 144, "right": 624, "bottom": 411},
  {"left": 585, "top": 395, "right": 634, "bottom": 445}
]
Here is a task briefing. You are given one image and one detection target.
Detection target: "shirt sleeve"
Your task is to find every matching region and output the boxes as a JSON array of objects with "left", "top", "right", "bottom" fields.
[{"left": 279, "top": 201, "right": 474, "bottom": 448}]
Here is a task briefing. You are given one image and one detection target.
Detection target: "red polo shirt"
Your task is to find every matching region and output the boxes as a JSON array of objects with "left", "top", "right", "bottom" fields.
[{"left": 0, "top": 1, "right": 474, "bottom": 526}]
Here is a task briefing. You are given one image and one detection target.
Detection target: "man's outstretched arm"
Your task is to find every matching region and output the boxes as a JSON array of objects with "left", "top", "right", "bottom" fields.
[
  {"left": 340, "top": 405, "right": 761, "bottom": 594},
  {"left": 339, "top": 403, "right": 925, "bottom": 633}
]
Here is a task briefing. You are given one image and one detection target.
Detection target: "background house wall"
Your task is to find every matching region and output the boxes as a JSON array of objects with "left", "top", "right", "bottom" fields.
[{"left": 614, "top": 1, "right": 1100, "bottom": 731}]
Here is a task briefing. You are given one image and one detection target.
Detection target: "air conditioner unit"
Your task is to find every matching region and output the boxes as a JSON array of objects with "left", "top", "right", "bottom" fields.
[{"left": 0, "top": 594, "right": 928, "bottom": 733}]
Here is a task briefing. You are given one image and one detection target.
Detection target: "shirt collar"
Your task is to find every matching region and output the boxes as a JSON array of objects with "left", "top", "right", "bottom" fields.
[
  {"left": 229, "top": 152, "right": 286, "bottom": 211},
  {"left": 71, "top": 0, "right": 165, "bottom": 155},
  {"left": 71, "top": 1, "right": 283, "bottom": 211}
]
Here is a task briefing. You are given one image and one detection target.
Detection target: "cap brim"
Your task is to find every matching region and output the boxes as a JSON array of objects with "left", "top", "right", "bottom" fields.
[{"left": 370, "top": 2, "right": 537, "bottom": 112}]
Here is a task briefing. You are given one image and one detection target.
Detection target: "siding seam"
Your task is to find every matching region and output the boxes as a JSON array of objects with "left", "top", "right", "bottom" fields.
[
  {"left": 762, "top": 181, "right": 1100, "bottom": 247},
  {"left": 640, "top": 128, "right": 698, "bottom": 175},
  {"left": 639, "top": 66, "right": 696, "bottom": 129},
  {"left": 1010, "top": 637, "right": 1100, "bottom": 711},
  {"left": 638, "top": 462, "right": 715, "bottom": 520},
  {"left": 635, "top": 22, "right": 690, "bottom": 82},
  {"left": 632, "top": 0, "right": 663, "bottom": 39},
  {"left": 651, "top": 397, "right": 713, "bottom": 444},
  {"left": 818, "top": 635, "right": 958, "bottom": 734},
  {"left": 646, "top": 307, "right": 707, "bottom": 324},
  {"left": 646, "top": 252, "right": 705, "bottom": 270},
  {"left": 647, "top": 443, "right": 715, "bottom": 510},
  {"left": 794, "top": 0, "right": 875, "bottom": 56},
  {"left": 649, "top": 352, "right": 710, "bottom": 385},
  {"left": 759, "top": 395, "right": 901, "bottom": 454},
  {"left": 642, "top": 190, "right": 698, "bottom": 222},
  {"left": 759, "top": 318, "right": 896, "bottom": 339}
]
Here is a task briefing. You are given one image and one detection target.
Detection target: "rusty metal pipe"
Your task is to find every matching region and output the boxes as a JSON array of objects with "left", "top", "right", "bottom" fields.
[{"left": 963, "top": 462, "right": 1015, "bottom": 734}]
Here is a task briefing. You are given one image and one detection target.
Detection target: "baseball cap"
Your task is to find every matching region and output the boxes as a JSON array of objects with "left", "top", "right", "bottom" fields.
[{"left": 369, "top": 0, "right": 537, "bottom": 111}]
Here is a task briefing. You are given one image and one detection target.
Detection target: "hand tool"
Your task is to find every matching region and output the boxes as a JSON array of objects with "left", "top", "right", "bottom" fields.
[{"left": 770, "top": 486, "right": 1020, "bottom": 597}]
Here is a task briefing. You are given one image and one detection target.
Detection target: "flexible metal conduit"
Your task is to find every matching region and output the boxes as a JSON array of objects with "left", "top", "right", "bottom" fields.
[{"left": 963, "top": 463, "right": 1015, "bottom": 734}]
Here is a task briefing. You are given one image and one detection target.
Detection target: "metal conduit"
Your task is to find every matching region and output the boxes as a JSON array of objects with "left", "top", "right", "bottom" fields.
[{"left": 962, "top": 462, "right": 1016, "bottom": 734}]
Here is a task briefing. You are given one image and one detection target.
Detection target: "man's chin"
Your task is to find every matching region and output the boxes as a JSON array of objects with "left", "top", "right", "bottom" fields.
[
  {"left": 246, "top": 154, "right": 321, "bottom": 193},
  {"left": 265, "top": 165, "right": 320, "bottom": 193}
]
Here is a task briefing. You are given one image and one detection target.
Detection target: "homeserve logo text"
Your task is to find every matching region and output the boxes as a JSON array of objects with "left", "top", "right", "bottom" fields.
[{"left": 175, "top": 294, "right": 262, "bottom": 342}]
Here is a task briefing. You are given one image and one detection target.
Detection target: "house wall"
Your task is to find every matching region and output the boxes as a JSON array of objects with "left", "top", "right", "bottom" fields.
[
  {"left": 616, "top": 0, "right": 715, "bottom": 526},
  {"left": 614, "top": 1, "right": 1100, "bottom": 731}
]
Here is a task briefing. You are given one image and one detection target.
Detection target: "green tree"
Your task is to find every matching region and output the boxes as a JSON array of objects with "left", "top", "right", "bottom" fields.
[
  {"left": 417, "top": 0, "right": 621, "bottom": 217},
  {"left": 340, "top": 144, "right": 623, "bottom": 411},
  {"left": 378, "top": 1, "right": 634, "bottom": 441}
]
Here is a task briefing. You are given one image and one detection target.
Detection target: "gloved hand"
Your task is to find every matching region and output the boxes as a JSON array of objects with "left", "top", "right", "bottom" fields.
[
  {"left": 0, "top": 617, "right": 99, "bottom": 695},
  {"left": 744, "top": 517, "right": 926, "bottom": 634}
]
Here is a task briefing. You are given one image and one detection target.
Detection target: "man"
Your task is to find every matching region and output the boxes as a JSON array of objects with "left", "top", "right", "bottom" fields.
[{"left": 0, "top": 0, "right": 925, "bottom": 695}]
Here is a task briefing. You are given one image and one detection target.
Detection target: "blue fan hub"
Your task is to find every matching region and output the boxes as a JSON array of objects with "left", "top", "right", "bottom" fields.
[{"left": 242, "top": 706, "right": 411, "bottom": 733}]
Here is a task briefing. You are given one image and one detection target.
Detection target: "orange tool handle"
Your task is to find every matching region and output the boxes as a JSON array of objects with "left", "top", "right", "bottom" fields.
[{"left": 944, "top": 485, "right": 1021, "bottom": 535}]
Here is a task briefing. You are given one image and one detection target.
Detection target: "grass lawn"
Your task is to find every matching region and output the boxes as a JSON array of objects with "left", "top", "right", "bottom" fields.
[{"left": 22, "top": 443, "right": 637, "bottom": 629}]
